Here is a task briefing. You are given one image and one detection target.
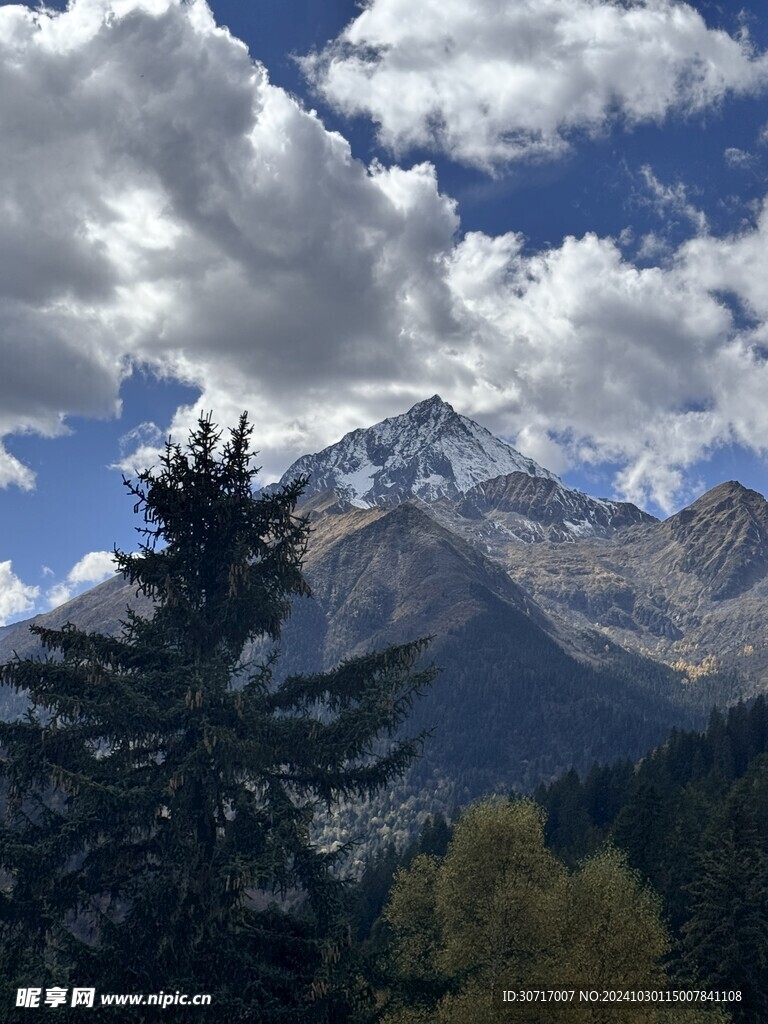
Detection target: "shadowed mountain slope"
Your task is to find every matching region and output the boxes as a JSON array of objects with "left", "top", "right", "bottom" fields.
[{"left": 0, "top": 503, "right": 700, "bottom": 844}]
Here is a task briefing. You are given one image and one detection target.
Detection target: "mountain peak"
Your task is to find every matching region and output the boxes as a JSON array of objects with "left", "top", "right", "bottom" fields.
[
  {"left": 407, "top": 394, "right": 454, "bottom": 415},
  {"left": 414, "top": 393, "right": 449, "bottom": 408},
  {"left": 667, "top": 480, "right": 768, "bottom": 600},
  {"left": 688, "top": 480, "right": 759, "bottom": 507},
  {"left": 671, "top": 481, "right": 765, "bottom": 526},
  {"left": 272, "top": 396, "right": 560, "bottom": 508}
]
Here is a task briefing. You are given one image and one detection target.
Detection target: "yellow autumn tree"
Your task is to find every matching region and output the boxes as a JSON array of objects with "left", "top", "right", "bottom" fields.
[{"left": 380, "top": 799, "right": 727, "bottom": 1024}]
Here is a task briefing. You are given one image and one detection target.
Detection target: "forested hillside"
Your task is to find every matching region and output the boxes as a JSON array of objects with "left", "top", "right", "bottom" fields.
[
  {"left": 352, "top": 700, "right": 768, "bottom": 1022},
  {"left": 536, "top": 697, "right": 768, "bottom": 1021}
]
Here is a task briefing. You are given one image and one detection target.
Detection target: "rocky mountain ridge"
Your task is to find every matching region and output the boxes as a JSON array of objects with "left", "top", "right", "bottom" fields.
[
  {"left": 504, "top": 480, "right": 768, "bottom": 691},
  {"left": 272, "top": 398, "right": 768, "bottom": 695},
  {"left": 271, "top": 395, "right": 653, "bottom": 546},
  {"left": 6, "top": 399, "right": 766, "bottom": 699},
  {"left": 429, "top": 470, "right": 656, "bottom": 551}
]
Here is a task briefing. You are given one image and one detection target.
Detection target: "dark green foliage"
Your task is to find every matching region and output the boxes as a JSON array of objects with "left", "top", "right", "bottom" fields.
[
  {"left": 0, "top": 414, "right": 434, "bottom": 1022},
  {"left": 534, "top": 768, "right": 596, "bottom": 868},
  {"left": 535, "top": 696, "right": 768, "bottom": 1023},
  {"left": 414, "top": 812, "right": 451, "bottom": 859},
  {"left": 680, "top": 761, "right": 768, "bottom": 1022}
]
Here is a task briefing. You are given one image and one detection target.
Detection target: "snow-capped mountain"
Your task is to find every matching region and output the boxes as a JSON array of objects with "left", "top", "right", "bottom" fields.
[{"left": 271, "top": 395, "right": 559, "bottom": 507}]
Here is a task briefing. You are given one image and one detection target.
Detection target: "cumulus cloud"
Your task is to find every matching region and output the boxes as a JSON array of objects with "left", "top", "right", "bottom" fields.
[
  {"left": 0, "top": 0, "right": 462, "bottom": 484},
  {"left": 3, "top": 0, "right": 768, "bottom": 514},
  {"left": 0, "top": 561, "right": 39, "bottom": 626},
  {"left": 301, "top": 0, "right": 768, "bottom": 171},
  {"left": 46, "top": 550, "right": 116, "bottom": 609},
  {"left": 445, "top": 229, "right": 742, "bottom": 511}
]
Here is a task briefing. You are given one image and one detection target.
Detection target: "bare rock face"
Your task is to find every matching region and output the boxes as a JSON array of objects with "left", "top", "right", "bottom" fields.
[
  {"left": 503, "top": 481, "right": 768, "bottom": 693},
  {"left": 664, "top": 481, "right": 768, "bottom": 600},
  {"left": 430, "top": 472, "right": 655, "bottom": 548}
]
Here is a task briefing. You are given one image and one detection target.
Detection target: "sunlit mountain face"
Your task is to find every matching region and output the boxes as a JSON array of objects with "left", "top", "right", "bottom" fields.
[{"left": 270, "top": 396, "right": 559, "bottom": 508}]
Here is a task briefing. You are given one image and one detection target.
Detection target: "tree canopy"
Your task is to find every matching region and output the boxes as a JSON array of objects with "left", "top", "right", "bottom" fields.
[{"left": 380, "top": 799, "right": 726, "bottom": 1024}]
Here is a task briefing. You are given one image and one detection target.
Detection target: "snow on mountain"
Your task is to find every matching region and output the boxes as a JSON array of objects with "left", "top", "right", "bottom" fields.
[{"left": 270, "top": 395, "right": 560, "bottom": 508}]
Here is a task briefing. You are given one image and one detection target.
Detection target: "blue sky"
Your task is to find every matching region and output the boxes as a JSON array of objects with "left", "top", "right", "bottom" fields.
[{"left": 2, "top": 0, "right": 768, "bottom": 623}]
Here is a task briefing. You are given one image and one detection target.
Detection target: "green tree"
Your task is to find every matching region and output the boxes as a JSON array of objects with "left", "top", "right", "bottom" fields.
[
  {"left": 381, "top": 854, "right": 447, "bottom": 1023},
  {"left": 562, "top": 848, "right": 667, "bottom": 1024},
  {"left": 0, "top": 414, "right": 435, "bottom": 1022},
  {"left": 681, "top": 763, "right": 768, "bottom": 1023},
  {"left": 380, "top": 799, "right": 725, "bottom": 1024}
]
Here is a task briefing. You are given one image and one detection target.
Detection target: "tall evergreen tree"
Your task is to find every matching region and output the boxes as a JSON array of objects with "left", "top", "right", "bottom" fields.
[
  {"left": 0, "top": 414, "right": 435, "bottom": 1022},
  {"left": 681, "top": 763, "right": 768, "bottom": 1023}
]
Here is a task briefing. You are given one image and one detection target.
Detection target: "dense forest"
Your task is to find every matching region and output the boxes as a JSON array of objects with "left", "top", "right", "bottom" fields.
[{"left": 352, "top": 697, "right": 768, "bottom": 1022}]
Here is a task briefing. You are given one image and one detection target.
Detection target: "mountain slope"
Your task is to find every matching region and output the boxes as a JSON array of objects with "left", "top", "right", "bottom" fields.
[
  {"left": 504, "top": 481, "right": 768, "bottom": 693},
  {"left": 666, "top": 481, "right": 768, "bottom": 600},
  {"left": 0, "top": 502, "right": 701, "bottom": 851},
  {"left": 257, "top": 501, "right": 703, "bottom": 855}
]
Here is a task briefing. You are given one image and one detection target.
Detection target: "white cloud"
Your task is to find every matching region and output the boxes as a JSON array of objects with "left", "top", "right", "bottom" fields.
[
  {"left": 301, "top": 0, "right": 768, "bottom": 171},
  {"left": 45, "top": 584, "right": 74, "bottom": 612},
  {"left": 46, "top": 550, "right": 116, "bottom": 609},
  {"left": 68, "top": 550, "right": 116, "bottom": 585},
  {"left": 0, "top": 0, "right": 461, "bottom": 486},
  {"left": 0, "top": 561, "right": 39, "bottom": 626},
  {"left": 0, "top": 443, "right": 36, "bottom": 491},
  {"left": 617, "top": 227, "right": 635, "bottom": 249},
  {"left": 444, "top": 229, "right": 739, "bottom": 511},
  {"left": 638, "top": 166, "right": 708, "bottom": 234},
  {"left": 636, "top": 232, "right": 672, "bottom": 262},
  {"left": 3, "top": 0, "right": 768, "bottom": 515},
  {"left": 114, "top": 421, "right": 165, "bottom": 475},
  {"left": 724, "top": 146, "right": 753, "bottom": 168}
]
